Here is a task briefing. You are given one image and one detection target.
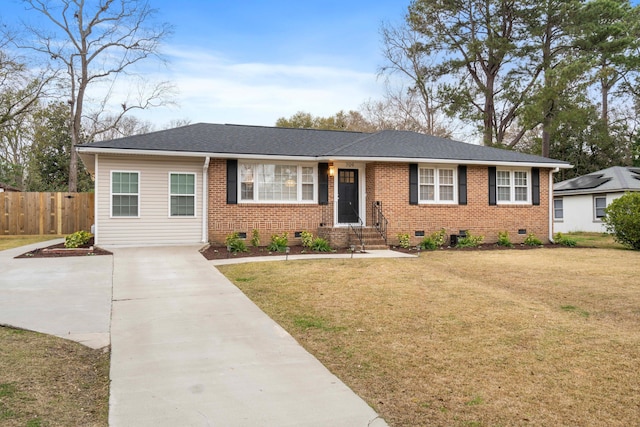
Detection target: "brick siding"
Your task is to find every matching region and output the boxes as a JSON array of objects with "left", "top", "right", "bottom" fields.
[{"left": 208, "top": 159, "right": 551, "bottom": 246}]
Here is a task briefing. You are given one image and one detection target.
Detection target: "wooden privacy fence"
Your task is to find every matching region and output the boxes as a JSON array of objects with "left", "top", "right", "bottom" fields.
[{"left": 0, "top": 192, "right": 94, "bottom": 235}]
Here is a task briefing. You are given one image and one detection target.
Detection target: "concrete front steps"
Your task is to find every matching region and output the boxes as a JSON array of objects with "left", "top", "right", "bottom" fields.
[{"left": 349, "top": 227, "right": 388, "bottom": 250}]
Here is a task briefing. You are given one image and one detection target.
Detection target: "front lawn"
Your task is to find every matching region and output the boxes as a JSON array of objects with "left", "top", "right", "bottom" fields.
[
  {"left": 219, "top": 248, "right": 640, "bottom": 426},
  {"left": 0, "top": 326, "right": 109, "bottom": 426},
  {"left": 0, "top": 235, "right": 62, "bottom": 252}
]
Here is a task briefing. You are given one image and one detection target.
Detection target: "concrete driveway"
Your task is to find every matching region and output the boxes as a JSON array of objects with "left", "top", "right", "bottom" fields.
[
  {"left": 108, "top": 245, "right": 387, "bottom": 426},
  {"left": 1, "top": 241, "right": 390, "bottom": 426},
  {"left": 0, "top": 239, "right": 112, "bottom": 349}
]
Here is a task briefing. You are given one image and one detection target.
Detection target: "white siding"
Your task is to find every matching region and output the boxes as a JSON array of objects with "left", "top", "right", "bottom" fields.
[
  {"left": 96, "top": 154, "right": 204, "bottom": 245},
  {"left": 554, "top": 192, "right": 624, "bottom": 233}
]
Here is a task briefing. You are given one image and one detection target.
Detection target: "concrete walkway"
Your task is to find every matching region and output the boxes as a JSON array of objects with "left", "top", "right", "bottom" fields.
[
  {"left": 109, "top": 245, "right": 389, "bottom": 427},
  {"left": 0, "top": 239, "right": 112, "bottom": 349}
]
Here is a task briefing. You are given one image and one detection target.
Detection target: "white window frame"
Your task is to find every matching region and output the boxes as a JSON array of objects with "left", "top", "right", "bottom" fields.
[
  {"left": 110, "top": 171, "right": 140, "bottom": 218},
  {"left": 594, "top": 196, "right": 607, "bottom": 221},
  {"left": 238, "top": 162, "right": 317, "bottom": 204},
  {"left": 168, "top": 172, "right": 197, "bottom": 218},
  {"left": 418, "top": 165, "right": 457, "bottom": 204},
  {"left": 553, "top": 197, "right": 563, "bottom": 222},
  {"left": 496, "top": 169, "right": 531, "bottom": 204}
]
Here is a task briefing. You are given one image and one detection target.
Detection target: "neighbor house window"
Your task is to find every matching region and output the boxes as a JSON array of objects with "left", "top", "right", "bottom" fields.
[
  {"left": 554, "top": 198, "right": 563, "bottom": 221},
  {"left": 497, "top": 169, "right": 530, "bottom": 203},
  {"left": 239, "top": 163, "right": 316, "bottom": 203},
  {"left": 419, "top": 166, "right": 456, "bottom": 203},
  {"left": 169, "top": 173, "right": 196, "bottom": 217},
  {"left": 594, "top": 196, "right": 607, "bottom": 220},
  {"left": 111, "top": 171, "right": 139, "bottom": 217}
]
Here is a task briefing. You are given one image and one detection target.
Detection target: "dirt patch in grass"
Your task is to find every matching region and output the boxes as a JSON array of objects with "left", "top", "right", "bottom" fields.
[
  {"left": 219, "top": 248, "right": 640, "bottom": 426},
  {"left": 0, "top": 326, "right": 109, "bottom": 426}
]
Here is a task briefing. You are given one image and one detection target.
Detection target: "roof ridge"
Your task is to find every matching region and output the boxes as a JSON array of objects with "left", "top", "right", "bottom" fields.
[{"left": 224, "top": 123, "right": 369, "bottom": 135}]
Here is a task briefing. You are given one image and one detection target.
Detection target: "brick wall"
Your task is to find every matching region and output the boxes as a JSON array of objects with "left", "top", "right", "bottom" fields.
[
  {"left": 366, "top": 163, "right": 551, "bottom": 246},
  {"left": 208, "top": 159, "right": 552, "bottom": 247},
  {"left": 207, "top": 159, "right": 333, "bottom": 245}
]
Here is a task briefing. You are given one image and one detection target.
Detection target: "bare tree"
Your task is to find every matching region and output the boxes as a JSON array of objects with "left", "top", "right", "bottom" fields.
[{"left": 17, "top": 0, "right": 174, "bottom": 191}]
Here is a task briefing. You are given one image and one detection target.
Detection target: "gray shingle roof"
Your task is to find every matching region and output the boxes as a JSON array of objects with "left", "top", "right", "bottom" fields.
[
  {"left": 554, "top": 166, "right": 640, "bottom": 195},
  {"left": 81, "top": 123, "right": 569, "bottom": 166}
]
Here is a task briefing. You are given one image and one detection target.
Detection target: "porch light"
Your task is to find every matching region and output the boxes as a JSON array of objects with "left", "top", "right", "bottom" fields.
[{"left": 329, "top": 166, "right": 335, "bottom": 176}]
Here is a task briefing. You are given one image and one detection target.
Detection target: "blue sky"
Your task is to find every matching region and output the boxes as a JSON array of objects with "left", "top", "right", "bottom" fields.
[{"left": 4, "top": 0, "right": 410, "bottom": 127}]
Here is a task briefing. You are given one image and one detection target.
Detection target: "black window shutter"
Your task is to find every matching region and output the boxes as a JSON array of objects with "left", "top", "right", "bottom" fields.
[
  {"left": 318, "top": 163, "right": 329, "bottom": 205},
  {"left": 226, "top": 159, "right": 237, "bottom": 204},
  {"left": 458, "top": 165, "right": 467, "bottom": 205},
  {"left": 532, "top": 167, "right": 540, "bottom": 206},
  {"left": 488, "top": 166, "right": 497, "bottom": 206},
  {"left": 409, "top": 164, "right": 418, "bottom": 205}
]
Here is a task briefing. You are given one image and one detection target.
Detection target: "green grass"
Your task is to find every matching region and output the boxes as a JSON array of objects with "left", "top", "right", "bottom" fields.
[{"left": 565, "top": 232, "right": 623, "bottom": 249}]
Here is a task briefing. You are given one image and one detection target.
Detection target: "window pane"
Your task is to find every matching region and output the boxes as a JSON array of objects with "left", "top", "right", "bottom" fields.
[
  {"left": 554, "top": 199, "right": 563, "bottom": 219},
  {"left": 515, "top": 187, "right": 528, "bottom": 201},
  {"left": 241, "top": 183, "right": 254, "bottom": 200},
  {"left": 497, "top": 171, "right": 510, "bottom": 186},
  {"left": 514, "top": 171, "right": 527, "bottom": 186},
  {"left": 439, "top": 169, "right": 453, "bottom": 185},
  {"left": 171, "top": 195, "right": 195, "bottom": 216},
  {"left": 420, "top": 168, "right": 434, "bottom": 184},
  {"left": 420, "top": 185, "right": 435, "bottom": 201},
  {"left": 302, "top": 183, "right": 313, "bottom": 200},
  {"left": 440, "top": 185, "right": 454, "bottom": 201},
  {"left": 497, "top": 187, "right": 511, "bottom": 201},
  {"left": 112, "top": 195, "right": 138, "bottom": 217},
  {"left": 595, "top": 197, "right": 606, "bottom": 218},
  {"left": 170, "top": 174, "right": 195, "bottom": 195}
]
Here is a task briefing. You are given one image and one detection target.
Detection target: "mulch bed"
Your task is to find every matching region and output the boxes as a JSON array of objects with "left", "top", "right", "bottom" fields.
[
  {"left": 200, "top": 242, "right": 563, "bottom": 260},
  {"left": 14, "top": 238, "right": 112, "bottom": 259}
]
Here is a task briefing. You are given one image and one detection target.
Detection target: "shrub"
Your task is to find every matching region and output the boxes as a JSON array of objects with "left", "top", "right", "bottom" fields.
[
  {"left": 419, "top": 228, "right": 447, "bottom": 250},
  {"left": 497, "top": 231, "right": 513, "bottom": 248},
  {"left": 603, "top": 192, "right": 640, "bottom": 250},
  {"left": 225, "top": 232, "right": 247, "bottom": 253},
  {"left": 250, "top": 229, "right": 260, "bottom": 247},
  {"left": 267, "top": 232, "right": 288, "bottom": 252},
  {"left": 554, "top": 232, "right": 577, "bottom": 247},
  {"left": 64, "top": 230, "right": 92, "bottom": 248},
  {"left": 300, "top": 230, "right": 314, "bottom": 248},
  {"left": 524, "top": 233, "right": 543, "bottom": 246},
  {"left": 310, "top": 237, "right": 332, "bottom": 252},
  {"left": 456, "top": 231, "right": 484, "bottom": 248},
  {"left": 397, "top": 233, "right": 411, "bottom": 249}
]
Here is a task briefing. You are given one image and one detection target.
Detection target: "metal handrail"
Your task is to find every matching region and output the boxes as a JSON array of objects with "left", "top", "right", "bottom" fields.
[
  {"left": 372, "top": 201, "right": 388, "bottom": 243},
  {"left": 348, "top": 202, "right": 365, "bottom": 250}
]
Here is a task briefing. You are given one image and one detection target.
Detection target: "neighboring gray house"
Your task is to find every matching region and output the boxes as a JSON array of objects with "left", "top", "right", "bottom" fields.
[
  {"left": 0, "top": 182, "right": 20, "bottom": 192},
  {"left": 553, "top": 166, "right": 640, "bottom": 233}
]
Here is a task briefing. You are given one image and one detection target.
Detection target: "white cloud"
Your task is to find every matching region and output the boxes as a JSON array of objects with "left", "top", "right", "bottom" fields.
[{"left": 132, "top": 46, "right": 386, "bottom": 127}]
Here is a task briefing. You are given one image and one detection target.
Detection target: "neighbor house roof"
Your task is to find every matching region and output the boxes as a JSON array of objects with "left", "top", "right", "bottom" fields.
[
  {"left": 553, "top": 166, "right": 640, "bottom": 196},
  {"left": 0, "top": 182, "right": 20, "bottom": 192},
  {"left": 78, "top": 123, "right": 571, "bottom": 168}
]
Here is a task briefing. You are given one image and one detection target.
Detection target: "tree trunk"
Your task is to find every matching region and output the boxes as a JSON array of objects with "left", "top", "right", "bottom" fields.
[{"left": 484, "top": 75, "right": 495, "bottom": 146}]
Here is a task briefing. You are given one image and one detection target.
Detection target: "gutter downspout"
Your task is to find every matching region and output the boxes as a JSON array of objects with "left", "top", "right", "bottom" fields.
[
  {"left": 202, "top": 157, "right": 210, "bottom": 243},
  {"left": 549, "top": 167, "right": 559, "bottom": 243}
]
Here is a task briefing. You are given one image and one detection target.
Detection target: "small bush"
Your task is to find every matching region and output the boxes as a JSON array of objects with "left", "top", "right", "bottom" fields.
[
  {"left": 267, "top": 232, "right": 288, "bottom": 252},
  {"left": 456, "top": 231, "right": 484, "bottom": 248},
  {"left": 225, "top": 232, "right": 247, "bottom": 253},
  {"left": 250, "top": 229, "right": 260, "bottom": 247},
  {"left": 64, "top": 230, "right": 92, "bottom": 248},
  {"left": 603, "top": 192, "right": 640, "bottom": 250},
  {"left": 497, "top": 231, "right": 513, "bottom": 248},
  {"left": 310, "top": 237, "right": 332, "bottom": 252},
  {"left": 524, "top": 233, "right": 543, "bottom": 246},
  {"left": 397, "top": 233, "right": 411, "bottom": 249},
  {"left": 554, "top": 232, "right": 577, "bottom": 247},
  {"left": 300, "top": 230, "right": 314, "bottom": 248},
  {"left": 419, "top": 228, "right": 447, "bottom": 250}
]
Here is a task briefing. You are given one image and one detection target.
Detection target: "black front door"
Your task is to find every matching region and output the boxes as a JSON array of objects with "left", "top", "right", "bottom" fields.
[{"left": 337, "top": 169, "right": 359, "bottom": 223}]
